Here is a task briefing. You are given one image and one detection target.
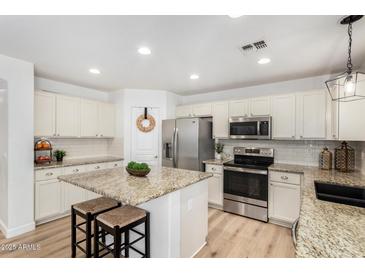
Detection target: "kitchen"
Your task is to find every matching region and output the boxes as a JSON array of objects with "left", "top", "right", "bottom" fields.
[{"left": 0, "top": 14, "right": 365, "bottom": 264}]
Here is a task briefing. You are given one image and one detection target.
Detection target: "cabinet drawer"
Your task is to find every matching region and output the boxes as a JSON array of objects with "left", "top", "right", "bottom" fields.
[
  {"left": 205, "top": 164, "right": 223, "bottom": 174},
  {"left": 108, "top": 161, "right": 123, "bottom": 169},
  {"left": 63, "top": 165, "right": 87, "bottom": 175},
  {"left": 269, "top": 171, "right": 301, "bottom": 185},
  {"left": 35, "top": 168, "right": 63, "bottom": 181},
  {"left": 85, "top": 163, "right": 107, "bottom": 171}
]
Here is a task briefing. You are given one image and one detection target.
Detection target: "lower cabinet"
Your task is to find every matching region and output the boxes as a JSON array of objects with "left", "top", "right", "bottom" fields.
[
  {"left": 268, "top": 171, "right": 301, "bottom": 227},
  {"left": 62, "top": 182, "right": 86, "bottom": 213},
  {"left": 205, "top": 164, "right": 223, "bottom": 209},
  {"left": 35, "top": 179, "right": 63, "bottom": 221}
]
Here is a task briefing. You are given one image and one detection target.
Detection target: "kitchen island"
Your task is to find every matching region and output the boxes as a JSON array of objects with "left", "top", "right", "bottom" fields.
[{"left": 58, "top": 166, "right": 213, "bottom": 258}]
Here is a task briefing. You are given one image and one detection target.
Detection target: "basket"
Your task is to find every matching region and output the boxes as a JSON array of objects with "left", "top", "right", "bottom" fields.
[
  {"left": 319, "top": 147, "right": 332, "bottom": 170},
  {"left": 335, "top": 141, "right": 355, "bottom": 172},
  {"left": 126, "top": 167, "right": 151, "bottom": 177}
]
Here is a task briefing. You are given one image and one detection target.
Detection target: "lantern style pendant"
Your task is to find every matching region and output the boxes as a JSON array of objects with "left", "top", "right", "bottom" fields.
[{"left": 325, "top": 15, "right": 365, "bottom": 102}]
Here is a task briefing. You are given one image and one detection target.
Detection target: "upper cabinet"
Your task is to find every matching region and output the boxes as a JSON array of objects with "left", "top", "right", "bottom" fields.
[
  {"left": 35, "top": 91, "right": 115, "bottom": 138},
  {"left": 191, "top": 103, "right": 212, "bottom": 117},
  {"left": 296, "top": 90, "right": 327, "bottom": 139},
  {"left": 271, "top": 94, "right": 296, "bottom": 139},
  {"left": 229, "top": 99, "right": 249, "bottom": 117},
  {"left": 338, "top": 99, "right": 365, "bottom": 141},
  {"left": 56, "top": 95, "right": 81, "bottom": 137},
  {"left": 212, "top": 102, "right": 229, "bottom": 138},
  {"left": 34, "top": 91, "right": 56, "bottom": 137},
  {"left": 250, "top": 96, "right": 271, "bottom": 116},
  {"left": 176, "top": 105, "right": 193, "bottom": 118},
  {"left": 98, "top": 102, "right": 115, "bottom": 137}
]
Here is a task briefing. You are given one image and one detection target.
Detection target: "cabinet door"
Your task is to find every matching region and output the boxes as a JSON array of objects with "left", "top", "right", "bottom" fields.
[
  {"left": 56, "top": 95, "right": 81, "bottom": 137},
  {"left": 176, "top": 105, "right": 193, "bottom": 118},
  {"left": 212, "top": 102, "right": 229, "bottom": 138},
  {"left": 250, "top": 97, "right": 271, "bottom": 116},
  {"left": 297, "top": 90, "right": 326, "bottom": 139},
  {"left": 85, "top": 190, "right": 102, "bottom": 200},
  {"left": 192, "top": 103, "right": 212, "bottom": 117},
  {"left": 339, "top": 99, "right": 365, "bottom": 141},
  {"left": 63, "top": 183, "right": 86, "bottom": 212},
  {"left": 327, "top": 94, "right": 339, "bottom": 140},
  {"left": 271, "top": 94, "right": 296, "bottom": 139},
  {"left": 34, "top": 91, "right": 56, "bottom": 137},
  {"left": 99, "top": 102, "right": 115, "bottom": 137},
  {"left": 35, "top": 179, "right": 62, "bottom": 220},
  {"left": 229, "top": 99, "right": 249, "bottom": 117},
  {"left": 208, "top": 174, "right": 223, "bottom": 208},
  {"left": 80, "top": 99, "right": 99, "bottom": 137},
  {"left": 268, "top": 181, "right": 300, "bottom": 224}
]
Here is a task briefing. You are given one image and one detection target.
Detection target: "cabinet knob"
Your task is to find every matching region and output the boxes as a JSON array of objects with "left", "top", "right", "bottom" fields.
[
  {"left": 300, "top": 136, "right": 303, "bottom": 139},
  {"left": 95, "top": 166, "right": 100, "bottom": 169},
  {"left": 100, "top": 134, "right": 103, "bottom": 137},
  {"left": 114, "top": 164, "right": 118, "bottom": 167},
  {"left": 292, "top": 136, "right": 295, "bottom": 139},
  {"left": 46, "top": 172, "right": 53, "bottom": 176},
  {"left": 73, "top": 169, "right": 79, "bottom": 172},
  {"left": 281, "top": 175, "right": 288, "bottom": 180},
  {"left": 332, "top": 134, "right": 336, "bottom": 138}
]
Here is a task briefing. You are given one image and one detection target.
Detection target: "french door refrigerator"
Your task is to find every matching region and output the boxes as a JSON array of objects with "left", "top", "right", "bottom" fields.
[{"left": 162, "top": 118, "right": 214, "bottom": 171}]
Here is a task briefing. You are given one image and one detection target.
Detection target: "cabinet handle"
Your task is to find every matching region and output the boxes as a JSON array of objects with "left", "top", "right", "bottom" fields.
[
  {"left": 100, "top": 134, "right": 103, "bottom": 137},
  {"left": 292, "top": 136, "right": 295, "bottom": 139},
  {"left": 45, "top": 172, "right": 53, "bottom": 176},
  {"left": 114, "top": 164, "right": 118, "bottom": 167},
  {"left": 73, "top": 169, "right": 79, "bottom": 172},
  {"left": 300, "top": 136, "right": 303, "bottom": 139},
  {"left": 281, "top": 175, "right": 288, "bottom": 180},
  {"left": 332, "top": 134, "right": 336, "bottom": 138},
  {"left": 95, "top": 166, "right": 100, "bottom": 169}
]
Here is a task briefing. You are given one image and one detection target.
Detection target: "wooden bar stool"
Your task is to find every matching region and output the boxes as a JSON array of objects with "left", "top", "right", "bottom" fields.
[
  {"left": 94, "top": 206, "right": 150, "bottom": 258},
  {"left": 71, "top": 197, "right": 121, "bottom": 258}
]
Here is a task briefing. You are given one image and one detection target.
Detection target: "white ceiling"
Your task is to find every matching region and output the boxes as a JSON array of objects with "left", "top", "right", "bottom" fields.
[{"left": 0, "top": 15, "right": 365, "bottom": 95}]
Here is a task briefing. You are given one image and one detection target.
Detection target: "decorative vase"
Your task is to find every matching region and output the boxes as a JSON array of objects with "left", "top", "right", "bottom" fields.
[
  {"left": 56, "top": 157, "right": 63, "bottom": 162},
  {"left": 216, "top": 153, "right": 222, "bottom": 160}
]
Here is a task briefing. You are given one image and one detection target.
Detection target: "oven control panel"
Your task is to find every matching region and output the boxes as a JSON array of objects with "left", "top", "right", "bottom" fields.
[{"left": 233, "top": 147, "right": 274, "bottom": 158}]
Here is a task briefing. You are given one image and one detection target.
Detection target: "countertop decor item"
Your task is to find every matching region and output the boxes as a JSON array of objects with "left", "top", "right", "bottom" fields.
[
  {"left": 335, "top": 141, "right": 355, "bottom": 172},
  {"left": 215, "top": 143, "right": 224, "bottom": 160},
  {"left": 54, "top": 150, "right": 66, "bottom": 162},
  {"left": 34, "top": 138, "right": 52, "bottom": 164},
  {"left": 319, "top": 147, "right": 332, "bottom": 170},
  {"left": 126, "top": 161, "right": 151, "bottom": 177},
  {"left": 136, "top": 107, "right": 156, "bottom": 133},
  {"left": 325, "top": 15, "right": 365, "bottom": 102}
]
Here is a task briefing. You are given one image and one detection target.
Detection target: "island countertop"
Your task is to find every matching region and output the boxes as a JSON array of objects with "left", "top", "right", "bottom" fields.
[
  {"left": 269, "top": 163, "right": 365, "bottom": 258},
  {"left": 58, "top": 166, "right": 213, "bottom": 206}
]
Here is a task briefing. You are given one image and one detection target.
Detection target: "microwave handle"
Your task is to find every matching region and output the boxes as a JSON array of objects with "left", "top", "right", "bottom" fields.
[{"left": 257, "top": 121, "right": 261, "bottom": 135}]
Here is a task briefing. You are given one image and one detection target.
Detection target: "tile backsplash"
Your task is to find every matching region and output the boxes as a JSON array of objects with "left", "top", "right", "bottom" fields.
[
  {"left": 39, "top": 138, "right": 124, "bottom": 160},
  {"left": 219, "top": 139, "right": 364, "bottom": 170}
]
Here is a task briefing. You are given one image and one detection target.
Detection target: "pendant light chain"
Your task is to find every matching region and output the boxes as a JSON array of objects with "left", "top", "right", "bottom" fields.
[{"left": 347, "top": 22, "right": 353, "bottom": 73}]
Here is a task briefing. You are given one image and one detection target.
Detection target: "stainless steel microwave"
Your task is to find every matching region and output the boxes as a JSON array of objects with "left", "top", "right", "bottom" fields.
[{"left": 229, "top": 116, "right": 272, "bottom": 139}]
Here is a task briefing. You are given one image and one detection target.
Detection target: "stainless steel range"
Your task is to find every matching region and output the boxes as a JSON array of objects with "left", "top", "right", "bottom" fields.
[{"left": 223, "top": 147, "right": 274, "bottom": 222}]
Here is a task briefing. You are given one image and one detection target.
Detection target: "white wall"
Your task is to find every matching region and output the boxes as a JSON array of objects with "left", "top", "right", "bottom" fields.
[
  {"left": 0, "top": 55, "right": 34, "bottom": 238},
  {"left": 0, "top": 79, "right": 9, "bottom": 231},
  {"left": 181, "top": 74, "right": 331, "bottom": 104},
  {"left": 35, "top": 77, "right": 109, "bottom": 102}
]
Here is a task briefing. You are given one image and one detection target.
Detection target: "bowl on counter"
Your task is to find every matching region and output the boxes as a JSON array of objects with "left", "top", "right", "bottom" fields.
[{"left": 126, "top": 167, "right": 151, "bottom": 177}]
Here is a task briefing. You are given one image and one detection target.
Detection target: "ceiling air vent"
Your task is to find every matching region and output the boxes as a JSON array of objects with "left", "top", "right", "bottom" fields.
[{"left": 241, "top": 40, "right": 268, "bottom": 52}]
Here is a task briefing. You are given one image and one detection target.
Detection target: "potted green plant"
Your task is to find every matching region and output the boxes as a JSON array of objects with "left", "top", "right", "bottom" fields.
[
  {"left": 126, "top": 161, "right": 151, "bottom": 177},
  {"left": 215, "top": 143, "right": 224, "bottom": 160},
  {"left": 54, "top": 150, "right": 66, "bottom": 162}
]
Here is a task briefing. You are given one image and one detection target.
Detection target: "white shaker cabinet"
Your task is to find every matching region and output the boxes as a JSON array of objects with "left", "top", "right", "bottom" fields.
[
  {"left": 34, "top": 91, "right": 56, "bottom": 137},
  {"left": 250, "top": 97, "right": 271, "bottom": 116},
  {"left": 212, "top": 102, "right": 229, "bottom": 138},
  {"left": 229, "top": 99, "right": 250, "bottom": 117},
  {"left": 80, "top": 99, "right": 99, "bottom": 137},
  {"left": 271, "top": 94, "right": 296, "bottom": 139},
  {"left": 176, "top": 105, "right": 193, "bottom": 118},
  {"left": 56, "top": 95, "right": 81, "bottom": 137},
  {"left": 35, "top": 179, "right": 63, "bottom": 220},
  {"left": 296, "top": 90, "right": 327, "bottom": 139},
  {"left": 62, "top": 182, "right": 86, "bottom": 212},
  {"left": 192, "top": 103, "right": 212, "bottom": 117},
  {"left": 205, "top": 164, "right": 223, "bottom": 209},
  {"left": 338, "top": 99, "right": 365, "bottom": 141},
  {"left": 99, "top": 102, "right": 116, "bottom": 137}
]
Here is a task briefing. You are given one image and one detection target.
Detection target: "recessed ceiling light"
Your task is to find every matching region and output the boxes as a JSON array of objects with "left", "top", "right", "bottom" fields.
[
  {"left": 258, "top": 58, "right": 271, "bottom": 65},
  {"left": 228, "top": 15, "right": 243, "bottom": 19},
  {"left": 89, "top": 68, "right": 101, "bottom": 74},
  {"left": 190, "top": 74, "right": 200, "bottom": 80},
  {"left": 138, "top": 47, "right": 151, "bottom": 55}
]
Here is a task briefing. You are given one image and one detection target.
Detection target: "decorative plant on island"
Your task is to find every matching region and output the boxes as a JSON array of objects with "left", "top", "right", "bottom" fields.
[
  {"left": 54, "top": 150, "right": 66, "bottom": 162},
  {"left": 126, "top": 161, "right": 151, "bottom": 177},
  {"left": 215, "top": 143, "right": 224, "bottom": 160}
]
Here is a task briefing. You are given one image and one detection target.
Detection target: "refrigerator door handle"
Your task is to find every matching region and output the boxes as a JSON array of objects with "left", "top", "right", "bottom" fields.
[
  {"left": 171, "top": 128, "right": 176, "bottom": 167},
  {"left": 173, "top": 128, "right": 178, "bottom": 168}
]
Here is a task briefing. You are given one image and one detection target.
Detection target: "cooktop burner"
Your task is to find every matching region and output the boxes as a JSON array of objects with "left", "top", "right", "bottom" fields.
[{"left": 223, "top": 147, "right": 274, "bottom": 170}]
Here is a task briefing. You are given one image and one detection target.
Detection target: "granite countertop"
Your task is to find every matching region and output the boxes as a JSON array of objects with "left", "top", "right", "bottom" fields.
[
  {"left": 269, "top": 163, "right": 365, "bottom": 258},
  {"left": 34, "top": 156, "right": 124, "bottom": 170},
  {"left": 202, "top": 158, "right": 232, "bottom": 165},
  {"left": 58, "top": 166, "right": 213, "bottom": 206}
]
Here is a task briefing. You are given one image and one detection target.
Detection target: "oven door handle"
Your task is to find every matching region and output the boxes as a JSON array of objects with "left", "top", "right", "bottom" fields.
[{"left": 223, "top": 166, "right": 267, "bottom": 175}]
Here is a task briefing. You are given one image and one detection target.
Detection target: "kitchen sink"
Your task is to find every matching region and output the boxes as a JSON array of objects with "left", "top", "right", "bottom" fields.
[{"left": 314, "top": 181, "right": 365, "bottom": 208}]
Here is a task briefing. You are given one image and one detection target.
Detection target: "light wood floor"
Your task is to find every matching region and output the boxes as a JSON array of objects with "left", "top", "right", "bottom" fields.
[{"left": 0, "top": 208, "right": 295, "bottom": 258}]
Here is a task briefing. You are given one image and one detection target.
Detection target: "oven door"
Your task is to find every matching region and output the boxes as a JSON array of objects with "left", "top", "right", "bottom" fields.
[{"left": 223, "top": 166, "right": 268, "bottom": 207}]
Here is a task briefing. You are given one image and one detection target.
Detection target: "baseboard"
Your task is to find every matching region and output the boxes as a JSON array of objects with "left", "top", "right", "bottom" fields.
[
  {"left": 269, "top": 218, "right": 293, "bottom": 228},
  {"left": 4, "top": 221, "right": 35, "bottom": 239},
  {"left": 191, "top": 241, "right": 207, "bottom": 258},
  {"left": 0, "top": 218, "right": 7, "bottom": 237},
  {"left": 208, "top": 203, "right": 223, "bottom": 210}
]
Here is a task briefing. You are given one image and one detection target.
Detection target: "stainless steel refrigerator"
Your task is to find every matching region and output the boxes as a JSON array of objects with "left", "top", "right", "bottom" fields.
[{"left": 162, "top": 118, "right": 214, "bottom": 171}]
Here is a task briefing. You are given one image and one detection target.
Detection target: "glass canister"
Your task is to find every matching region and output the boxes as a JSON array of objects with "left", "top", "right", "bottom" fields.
[
  {"left": 319, "top": 147, "right": 332, "bottom": 170},
  {"left": 335, "top": 141, "right": 355, "bottom": 172}
]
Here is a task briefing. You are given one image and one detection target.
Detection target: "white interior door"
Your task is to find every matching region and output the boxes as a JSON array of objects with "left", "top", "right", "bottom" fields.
[{"left": 131, "top": 107, "right": 160, "bottom": 166}]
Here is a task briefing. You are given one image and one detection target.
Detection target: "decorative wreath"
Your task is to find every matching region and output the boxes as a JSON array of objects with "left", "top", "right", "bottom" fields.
[{"left": 136, "top": 114, "right": 156, "bottom": 133}]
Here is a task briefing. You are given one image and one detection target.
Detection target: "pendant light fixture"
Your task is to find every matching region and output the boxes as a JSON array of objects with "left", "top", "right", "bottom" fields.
[{"left": 325, "top": 15, "right": 365, "bottom": 102}]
